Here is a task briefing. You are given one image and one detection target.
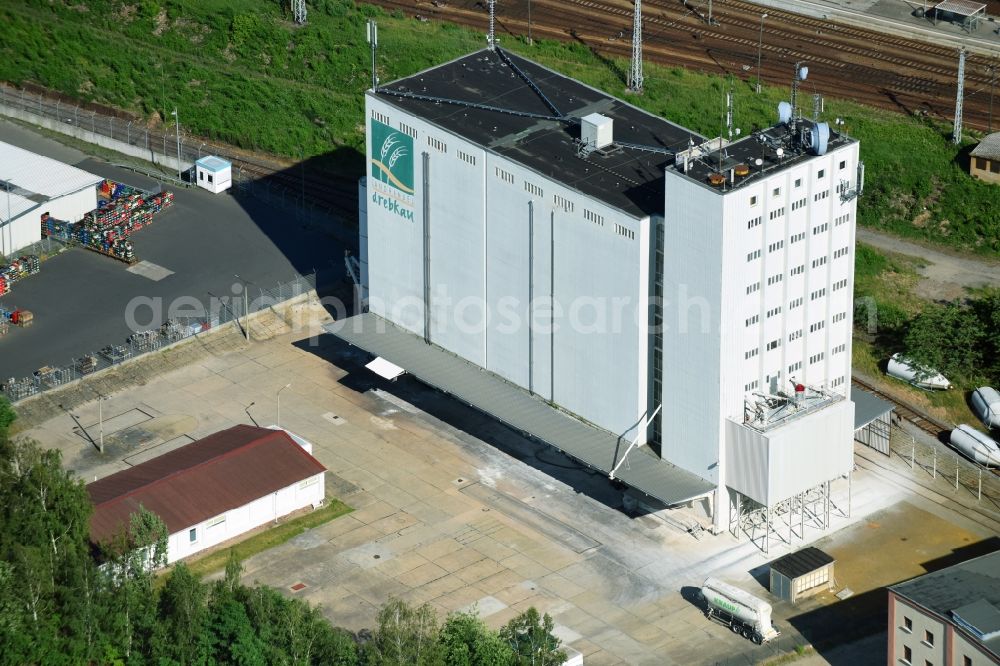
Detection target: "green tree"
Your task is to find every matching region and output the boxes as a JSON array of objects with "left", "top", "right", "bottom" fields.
[
  {"left": 0, "top": 397, "right": 15, "bottom": 433},
  {"left": 155, "top": 563, "right": 209, "bottom": 664},
  {"left": 439, "top": 610, "right": 514, "bottom": 666},
  {"left": 364, "top": 598, "right": 443, "bottom": 666},
  {"left": 499, "top": 608, "right": 566, "bottom": 666},
  {"left": 101, "top": 506, "right": 169, "bottom": 661},
  {"left": 903, "top": 301, "right": 986, "bottom": 383}
]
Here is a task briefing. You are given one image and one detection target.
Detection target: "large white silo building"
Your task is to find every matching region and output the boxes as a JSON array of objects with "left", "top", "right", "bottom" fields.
[{"left": 328, "top": 47, "right": 863, "bottom": 548}]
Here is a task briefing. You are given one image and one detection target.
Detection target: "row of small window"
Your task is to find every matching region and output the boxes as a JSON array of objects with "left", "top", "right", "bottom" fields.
[
  {"left": 831, "top": 376, "right": 845, "bottom": 387},
  {"left": 747, "top": 216, "right": 763, "bottom": 230},
  {"left": 835, "top": 213, "right": 850, "bottom": 227},
  {"left": 769, "top": 207, "right": 785, "bottom": 221},
  {"left": 746, "top": 163, "right": 847, "bottom": 207},
  {"left": 790, "top": 197, "right": 807, "bottom": 211},
  {"left": 833, "top": 246, "right": 849, "bottom": 259},
  {"left": 814, "top": 190, "right": 830, "bottom": 202},
  {"left": 614, "top": 223, "right": 635, "bottom": 240}
]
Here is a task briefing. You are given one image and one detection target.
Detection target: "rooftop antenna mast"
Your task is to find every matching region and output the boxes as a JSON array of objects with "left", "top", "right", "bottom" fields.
[
  {"left": 790, "top": 62, "right": 807, "bottom": 133},
  {"left": 366, "top": 19, "right": 378, "bottom": 91},
  {"left": 292, "top": 0, "right": 307, "bottom": 25},
  {"left": 487, "top": 0, "right": 497, "bottom": 50},
  {"left": 726, "top": 87, "right": 734, "bottom": 140},
  {"left": 953, "top": 47, "right": 966, "bottom": 145},
  {"left": 628, "top": 0, "right": 644, "bottom": 92}
]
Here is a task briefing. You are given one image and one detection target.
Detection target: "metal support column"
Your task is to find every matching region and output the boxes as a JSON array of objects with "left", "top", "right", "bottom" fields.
[
  {"left": 528, "top": 201, "right": 534, "bottom": 394},
  {"left": 422, "top": 152, "right": 431, "bottom": 344},
  {"left": 953, "top": 47, "right": 966, "bottom": 144}
]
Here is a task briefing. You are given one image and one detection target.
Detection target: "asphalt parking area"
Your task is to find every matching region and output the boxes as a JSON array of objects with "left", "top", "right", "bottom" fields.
[{"left": 0, "top": 121, "right": 347, "bottom": 379}]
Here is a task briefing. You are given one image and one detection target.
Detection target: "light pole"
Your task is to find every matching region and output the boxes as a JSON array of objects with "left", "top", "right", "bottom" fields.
[
  {"left": 528, "top": 0, "right": 533, "bottom": 44},
  {"left": 277, "top": 383, "right": 291, "bottom": 427},
  {"left": 244, "top": 401, "right": 259, "bottom": 427},
  {"left": 98, "top": 393, "right": 104, "bottom": 454},
  {"left": 756, "top": 13, "right": 768, "bottom": 94},
  {"left": 234, "top": 274, "right": 250, "bottom": 342},
  {"left": 170, "top": 107, "right": 181, "bottom": 182},
  {"left": 4, "top": 179, "right": 11, "bottom": 259}
]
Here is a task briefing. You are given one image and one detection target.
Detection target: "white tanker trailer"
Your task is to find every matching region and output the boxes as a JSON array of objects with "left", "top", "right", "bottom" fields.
[
  {"left": 701, "top": 577, "right": 780, "bottom": 644},
  {"left": 970, "top": 387, "right": 1000, "bottom": 430},
  {"left": 887, "top": 353, "right": 952, "bottom": 390},
  {"left": 949, "top": 425, "right": 1000, "bottom": 467}
]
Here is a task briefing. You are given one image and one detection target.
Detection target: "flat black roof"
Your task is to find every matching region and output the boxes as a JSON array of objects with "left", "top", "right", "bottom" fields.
[
  {"left": 770, "top": 546, "right": 834, "bottom": 579},
  {"left": 891, "top": 550, "right": 1000, "bottom": 655},
  {"left": 372, "top": 48, "right": 703, "bottom": 218},
  {"left": 675, "top": 123, "right": 855, "bottom": 194}
]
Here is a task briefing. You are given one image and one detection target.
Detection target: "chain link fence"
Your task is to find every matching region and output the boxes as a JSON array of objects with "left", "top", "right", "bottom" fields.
[
  {"left": 0, "top": 84, "right": 350, "bottom": 231},
  {"left": 1, "top": 272, "right": 316, "bottom": 404},
  {"left": 887, "top": 427, "right": 1000, "bottom": 511}
]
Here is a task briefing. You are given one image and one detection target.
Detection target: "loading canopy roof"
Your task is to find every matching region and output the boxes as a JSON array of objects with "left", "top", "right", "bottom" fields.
[
  {"left": 933, "top": 0, "right": 986, "bottom": 15},
  {"left": 324, "top": 313, "right": 715, "bottom": 505},
  {"left": 851, "top": 386, "right": 894, "bottom": 431}
]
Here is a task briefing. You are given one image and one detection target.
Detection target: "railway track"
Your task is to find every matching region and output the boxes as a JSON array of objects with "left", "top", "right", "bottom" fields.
[
  {"left": 851, "top": 375, "right": 950, "bottom": 439},
  {"left": 385, "top": 0, "right": 1000, "bottom": 131}
]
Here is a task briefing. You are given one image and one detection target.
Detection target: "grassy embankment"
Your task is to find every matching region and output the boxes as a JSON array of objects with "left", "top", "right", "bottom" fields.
[{"left": 1, "top": 0, "right": 999, "bottom": 254}]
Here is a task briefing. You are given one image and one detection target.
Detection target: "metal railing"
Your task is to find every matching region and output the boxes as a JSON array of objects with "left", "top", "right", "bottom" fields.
[
  {"left": 1, "top": 272, "right": 316, "bottom": 404},
  {"left": 888, "top": 427, "right": 1000, "bottom": 511}
]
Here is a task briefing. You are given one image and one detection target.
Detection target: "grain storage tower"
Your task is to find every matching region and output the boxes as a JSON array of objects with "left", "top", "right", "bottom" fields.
[{"left": 329, "top": 48, "right": 862, "bottom": 549}]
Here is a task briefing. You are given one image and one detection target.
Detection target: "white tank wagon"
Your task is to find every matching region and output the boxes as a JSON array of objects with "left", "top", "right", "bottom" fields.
[
  {"left": 701, "top": 577, "right": 781, "bottom": 644},
  {"left": 970, "top": 387, "right": 1000, "bottom": 430},
  {"left": 949, "top": 425, "right": 1000, "bottom": 467},
  {"left": 887, "top": 353, "right": 952, "bottom": 390}
]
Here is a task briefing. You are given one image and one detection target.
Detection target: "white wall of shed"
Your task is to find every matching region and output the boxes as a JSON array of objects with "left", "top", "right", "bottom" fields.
[{"left": 164, "top": 471, "right": 325, "bottom": 564}]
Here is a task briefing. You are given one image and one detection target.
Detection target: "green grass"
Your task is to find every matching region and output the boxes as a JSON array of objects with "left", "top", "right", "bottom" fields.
[
  {"left": 2, "top": 0, "right": 998, "bottom": 252},
  {"left": 182, "top": 498, "right": 352, "bottom": 580}
]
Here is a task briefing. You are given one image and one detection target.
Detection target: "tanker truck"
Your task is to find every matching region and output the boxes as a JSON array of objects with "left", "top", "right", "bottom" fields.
[{"left": 701, "top": 577, "right": 780, "bottom": 644}]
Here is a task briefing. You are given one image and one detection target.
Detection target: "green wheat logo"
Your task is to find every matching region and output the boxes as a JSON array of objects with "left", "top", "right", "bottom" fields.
[{"left": 370, "top": 119, "right": 414, "bottom": 195}]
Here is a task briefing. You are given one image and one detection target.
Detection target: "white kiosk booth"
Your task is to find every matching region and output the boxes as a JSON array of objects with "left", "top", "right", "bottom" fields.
[{"left": 195, "top": 156, "right": 232, "bottom": 194}]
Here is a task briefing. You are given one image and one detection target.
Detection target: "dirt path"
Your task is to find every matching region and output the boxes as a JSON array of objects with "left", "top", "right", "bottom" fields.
[{"left": 857, "top": 228, "right": 1000, "bottom": 301}]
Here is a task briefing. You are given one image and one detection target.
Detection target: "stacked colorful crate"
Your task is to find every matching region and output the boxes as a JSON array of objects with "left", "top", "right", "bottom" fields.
[{"left": 0, "top": 255, "right": 41, "bottom": 296}]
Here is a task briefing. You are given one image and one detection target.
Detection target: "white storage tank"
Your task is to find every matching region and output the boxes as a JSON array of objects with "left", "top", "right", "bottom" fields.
[
  {"left": 887, "top": 353, "right": 952, "bottom": 390},
  {"left": 701, "top": 577, "right": 780, "bottom": 644},
  {"left": 949, "top": 424, "right": 1000, "bottom": 467},
  {"left": 195, "top": 156, "right": 232, "bottom": 194},
  {"left": 970, "top": 387, "right": 1000, "bottom": 430}
]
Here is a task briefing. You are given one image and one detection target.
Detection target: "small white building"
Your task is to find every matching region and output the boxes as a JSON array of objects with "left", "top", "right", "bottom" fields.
[
  {"left": 0, "top": 141, "right": 102, "bottom": 256},
  {"left": 195, "top": 155, "right": 232, "bottom": 194},
  {"left": 87, "top": 424, "right": 326, "bottom": 564}
]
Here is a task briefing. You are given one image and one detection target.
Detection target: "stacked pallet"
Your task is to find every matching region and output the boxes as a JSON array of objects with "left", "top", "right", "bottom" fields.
[
  {"left": 41, "top": 180, "right": 174, "bottom": 264},
  {"left": 0, "top": 255, "right": 41, "bottom": 296}
]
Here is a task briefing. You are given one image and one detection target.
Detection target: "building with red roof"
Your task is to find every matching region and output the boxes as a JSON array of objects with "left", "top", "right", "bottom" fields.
[{"left": 87, "top": 425, "right": 326, "bottom": 563}]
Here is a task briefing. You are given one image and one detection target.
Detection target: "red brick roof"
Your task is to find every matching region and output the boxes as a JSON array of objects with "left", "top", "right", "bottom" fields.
[{"left": 87, "top": 425, "right": 326, "bottom": 547}]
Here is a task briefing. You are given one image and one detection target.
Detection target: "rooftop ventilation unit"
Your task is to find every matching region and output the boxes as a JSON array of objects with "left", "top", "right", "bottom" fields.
[{"left": 581, "top": 113, "right": 614, "bottom": 151}]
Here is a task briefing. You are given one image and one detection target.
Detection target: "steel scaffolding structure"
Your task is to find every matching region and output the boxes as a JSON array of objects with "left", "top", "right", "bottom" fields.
[
  {"left": 628, "top": 0, "right": 644, "bottom": 92},
  {"left": 729, "top": 477, "right": 851, "bottom": 554}
]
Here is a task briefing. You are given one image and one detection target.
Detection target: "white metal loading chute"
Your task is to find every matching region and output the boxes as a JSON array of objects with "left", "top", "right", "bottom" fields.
[{"left": 365, "top": 357, "right": 405, "bottom": 381}]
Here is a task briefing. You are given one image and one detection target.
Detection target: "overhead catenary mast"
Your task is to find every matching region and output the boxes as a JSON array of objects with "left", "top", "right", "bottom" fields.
[
  {"left": 292, "top": 0, "right": 306, "bottom": 25},
  {"left": 953, "top": 47, "right": 966, "bottom": 145},
  {"left": 487, "top": 0, "right": 497, "bottom": 50},
  {"left": 628, "top": 0, "right": 644, "bottom": 92}
]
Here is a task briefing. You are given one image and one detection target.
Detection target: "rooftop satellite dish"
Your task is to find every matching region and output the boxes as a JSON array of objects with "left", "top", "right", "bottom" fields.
[
  {"left": 778, "top": 101, "right": 792, "bottom": 125},
  {"left": 798, "top": 66, "right": 809, "bottom": 81},
  {"left": 776, "top": 147, "right": 784, "bottom": 158},
  {"left": 754, "top": 158, "right": 763, "bottom": 167},
  {"left": 735, "top": 128, "right": 742, "bottom": 136}
]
